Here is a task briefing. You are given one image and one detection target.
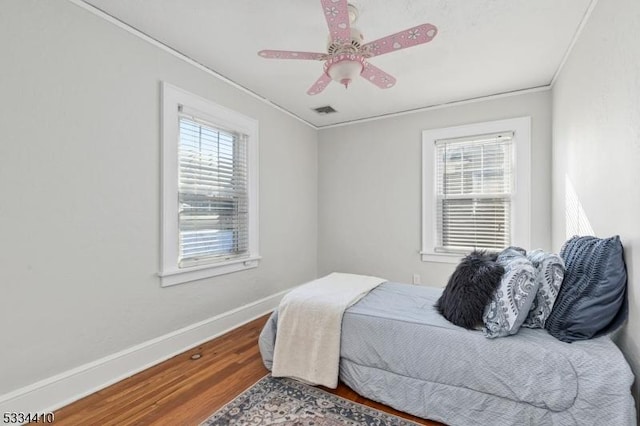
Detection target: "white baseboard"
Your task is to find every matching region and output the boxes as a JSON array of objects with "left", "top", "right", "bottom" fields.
[{"left": 0, "top": 289, "right": 287, "bottom": 414}]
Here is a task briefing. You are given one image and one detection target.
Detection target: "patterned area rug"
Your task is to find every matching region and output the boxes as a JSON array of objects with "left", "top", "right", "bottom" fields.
[{"left": 201, "top": 375, "right": 420, "bottom": 425}]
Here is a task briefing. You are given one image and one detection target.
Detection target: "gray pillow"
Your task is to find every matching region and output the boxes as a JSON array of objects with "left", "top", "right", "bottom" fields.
[
  {"left": 521, "top": 250, "right": 565, "bottom": 329},
  {"left": 483, "top": 247, "right": 538, "bottom": 338},
  {"left": 545, "top": 235, "right": 627, "bottom": 342}
]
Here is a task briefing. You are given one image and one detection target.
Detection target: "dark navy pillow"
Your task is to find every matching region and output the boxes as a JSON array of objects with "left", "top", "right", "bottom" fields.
[{"left": 545, "top": 235, "right": 628, "bottom": 342}]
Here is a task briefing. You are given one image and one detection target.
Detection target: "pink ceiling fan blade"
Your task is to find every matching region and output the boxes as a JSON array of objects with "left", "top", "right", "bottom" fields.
[
  {"left": 307, "top": 73, "right": 332, "bottom": 95},
  {"left": 362, "top": 23, "right": 437, "bottom": 58},
  {"left": 361, "top": 62, "right": 396, "bottom": 89},
  {"left": 320, "top": 0, "right": 351, "bottom": 43},
  {"left": 258, "top": 50, "right": 327, "bottom": 60}
]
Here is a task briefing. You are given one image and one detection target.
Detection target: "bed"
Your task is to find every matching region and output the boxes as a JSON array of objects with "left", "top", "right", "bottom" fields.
[{"left": 259, "top": 281, "right": 637, "bottom": 426}]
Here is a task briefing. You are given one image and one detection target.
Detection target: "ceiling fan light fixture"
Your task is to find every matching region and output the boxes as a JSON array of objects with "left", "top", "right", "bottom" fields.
[{"left": 325, "top": 54, "right": 366, "bottom": 88}]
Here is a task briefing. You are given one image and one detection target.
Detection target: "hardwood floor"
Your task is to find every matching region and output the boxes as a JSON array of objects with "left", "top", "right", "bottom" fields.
[{"left": 53, "top": 314, "right": 442, "bottom": 425}]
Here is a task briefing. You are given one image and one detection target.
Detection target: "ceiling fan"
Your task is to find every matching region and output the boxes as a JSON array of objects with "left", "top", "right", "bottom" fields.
[{"left": 258, "top": 0, "right": 437, "bottom": 95}]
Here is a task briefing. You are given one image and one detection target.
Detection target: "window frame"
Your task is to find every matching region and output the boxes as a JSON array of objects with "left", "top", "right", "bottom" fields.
[
  {"left": 421, "top": 117, "right": 531, "bottom": 263},
  {"left": 160, "top": 82, "right": 260, "bottom": 286}
]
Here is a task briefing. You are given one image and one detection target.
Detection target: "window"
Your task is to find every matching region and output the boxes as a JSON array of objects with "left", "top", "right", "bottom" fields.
[
  {"left": 435, "top": 132, "right": 513, "bottom": 252},
  {"left": 421, "top": 117, "right": 530, "bottom": 263},
  {"left": 160, "top": 83, "right": 259, "bottom": 286}
]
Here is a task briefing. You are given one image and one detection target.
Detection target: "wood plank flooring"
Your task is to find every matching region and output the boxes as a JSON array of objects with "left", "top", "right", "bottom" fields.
[{"left": 53, "top": 314, "right": 442, "bottom": 425}]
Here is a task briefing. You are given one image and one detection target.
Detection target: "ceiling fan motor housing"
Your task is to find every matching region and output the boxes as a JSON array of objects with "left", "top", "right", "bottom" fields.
[{"left": 327, "top": 27, "right": 364, "bottom": 55}]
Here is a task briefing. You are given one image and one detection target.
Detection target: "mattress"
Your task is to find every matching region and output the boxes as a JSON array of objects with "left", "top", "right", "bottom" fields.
[{"left": 259, "top": 282, "right": 637, "bottom": 426}]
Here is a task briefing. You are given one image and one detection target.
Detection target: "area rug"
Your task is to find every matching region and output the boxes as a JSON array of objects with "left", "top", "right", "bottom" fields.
[{"left": 201, "top": 375, "right": 421, "bottom": 425}]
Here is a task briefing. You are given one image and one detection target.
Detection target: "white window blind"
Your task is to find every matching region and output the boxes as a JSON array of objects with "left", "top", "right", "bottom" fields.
[
  {"left": 435, "top": 132, "right": 514, "bottom": 252},
  {"left": 178, "top": 111, "right": 249, "bottom": 267}
]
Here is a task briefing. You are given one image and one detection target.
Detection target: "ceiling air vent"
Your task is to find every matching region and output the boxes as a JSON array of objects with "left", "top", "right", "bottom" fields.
[{"left": 313, "top": 105, "right": 337, "bottom": 114}]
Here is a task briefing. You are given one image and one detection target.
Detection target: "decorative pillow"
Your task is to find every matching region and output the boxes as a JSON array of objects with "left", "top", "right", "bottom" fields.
[
  {"left": 435, "top": 250, "right": 504, "bottom": 330},
  {"left": 483, "top": 247, "right": 538, "bottom": 338},
  {"left": 521, "top": 250, "right": 565, "bottom": 329},
  {"left": 545, "top": 236, "right": 627, "bottom": 342}
]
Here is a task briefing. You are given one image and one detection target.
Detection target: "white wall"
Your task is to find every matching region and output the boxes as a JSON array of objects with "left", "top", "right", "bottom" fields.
[
  {"left": 0, "top": 0, "right": 317, "bottom": 396},
  {"left": 318, "top": 91, "right": 552, "bottom": 286},
  {"left": 551, "top": 0, "right": 640, "bottom": 410}
]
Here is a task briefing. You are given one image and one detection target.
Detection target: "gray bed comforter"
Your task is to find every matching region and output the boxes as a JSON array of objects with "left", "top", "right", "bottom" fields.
[{"left": 259, "top": 282, "right": 637, "bottom": 426}]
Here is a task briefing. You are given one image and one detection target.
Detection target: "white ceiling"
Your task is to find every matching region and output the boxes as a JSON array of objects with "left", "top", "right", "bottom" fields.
[{"left": 82, "top": 0, "right": 593, "bottom": 128}]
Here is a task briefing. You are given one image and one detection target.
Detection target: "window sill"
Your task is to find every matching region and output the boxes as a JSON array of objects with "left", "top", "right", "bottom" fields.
[
  {"left": 159, "top": 256, "right": 261, "bottom": 287},
  {"left": 420, "top": 252, "right": 462, "bottom": 264}
]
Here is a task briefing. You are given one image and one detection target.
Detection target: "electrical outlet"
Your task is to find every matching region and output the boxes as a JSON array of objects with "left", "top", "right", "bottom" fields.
[{"left": 412, "top": 274, "right": 421, "bottom": 285}]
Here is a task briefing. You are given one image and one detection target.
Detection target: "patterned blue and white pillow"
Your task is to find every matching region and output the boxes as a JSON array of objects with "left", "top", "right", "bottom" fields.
[
  {"left": 521, "top": 250, "right": 565, "bottom": 329},
  {"left": 483, "top": 247, "right": 538, "bottom": 338}
]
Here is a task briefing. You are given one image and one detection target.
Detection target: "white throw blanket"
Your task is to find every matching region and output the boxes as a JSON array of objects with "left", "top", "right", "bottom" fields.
[{"left": 271, "top": 272, "right": 386, "bottom": 388}]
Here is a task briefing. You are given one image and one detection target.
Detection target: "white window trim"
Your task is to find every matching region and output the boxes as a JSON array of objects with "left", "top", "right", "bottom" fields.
[
  {"left": 421, "top": 117, "right": 531, "bottom": 263},
  {"left": 159, "top": 82, "right": 260, "bottom": 286}
]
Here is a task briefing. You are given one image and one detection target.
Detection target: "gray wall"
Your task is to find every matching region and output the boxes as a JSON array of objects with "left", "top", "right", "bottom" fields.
[
  {"left": 551, "top": 0, "right": 640, "bottom": 410},
  {"left": 318, "top": 91, "right": 552, "bottom": 286},
  {"left": 0, "top": 1, "right": 317, "bottom": 394}
]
